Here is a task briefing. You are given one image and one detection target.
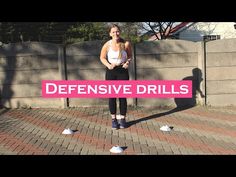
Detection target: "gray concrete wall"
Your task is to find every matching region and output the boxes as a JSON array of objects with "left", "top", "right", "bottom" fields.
[
  {"left": 66, "top": 41, "right": 107, "bottom": 107},
  {"left": 1, "top": 39, "right": 235, "bottom": 108},
  {"left": 135, "top": 40, "right": 201, "bottom": 107},
  {"left": 206, "top": 39, "right": 236, "bottom": 106},
  {"left": 0, "top": 42, "right": 62, "bottom": 108}
]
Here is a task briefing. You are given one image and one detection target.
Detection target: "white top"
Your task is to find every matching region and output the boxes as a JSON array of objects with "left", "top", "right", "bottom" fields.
[{"left": 107, "top": 40, "right": 127, "bottom": 65}]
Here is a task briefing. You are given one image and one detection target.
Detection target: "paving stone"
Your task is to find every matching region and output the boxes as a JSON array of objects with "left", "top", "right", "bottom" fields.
[{"left": 1, "top": 106, "right": 236, "bottom": 155}]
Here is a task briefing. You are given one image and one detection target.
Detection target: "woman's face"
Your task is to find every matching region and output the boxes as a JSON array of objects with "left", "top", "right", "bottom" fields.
[{"left": 110, "top": 27, "right": 120, "bottom": 40}]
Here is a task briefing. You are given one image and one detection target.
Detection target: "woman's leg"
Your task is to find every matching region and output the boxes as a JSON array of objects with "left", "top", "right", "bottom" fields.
[
  {"left": 106, "top": 69, "right": 119, "bottom": 129},
  {"left": 119, "top": 98, "right": 127, "bottom": 116},
  {"left": 118, "top": 98, "right": 127, "bottom": 129},
  {"left": 109, "top": 98, "right": 117, "bottom": 115},
  {"left": 117, "top": 68, "right": 129, "bottom": 116},
  {"left": 117, "top": 68, "right": 129, "bottom": 128},
  {"left": 106, "top": 69, "right": 117, "bottom": 115}
]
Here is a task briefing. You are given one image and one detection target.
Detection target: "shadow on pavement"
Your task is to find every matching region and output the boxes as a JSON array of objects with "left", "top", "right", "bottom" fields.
[
  {"left": 127, "top": 67, "right": 204, "bottom": 128},
  {"left": 126, "top": 105, "right": 194, "bottom": 128}
]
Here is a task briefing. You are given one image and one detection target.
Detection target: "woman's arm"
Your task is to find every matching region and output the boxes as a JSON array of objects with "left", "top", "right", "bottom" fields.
[
  {"left": 122, "top": 41, "right": 132, "bottom": 69},
  {"left": 100, "top": 42, "right": 115, "bottom": 70},
  {"left": 125, "top": 41, "right": 132, "bottom": 61}
]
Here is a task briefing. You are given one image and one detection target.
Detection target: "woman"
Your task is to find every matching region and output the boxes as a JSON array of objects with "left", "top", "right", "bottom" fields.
[{"left": 100, "top": 24, "right": 132, "bottom": 129}]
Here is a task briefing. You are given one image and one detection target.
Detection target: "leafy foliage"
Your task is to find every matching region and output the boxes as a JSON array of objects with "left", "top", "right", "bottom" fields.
[{"left": 0, "top": 22, "right": 145, "bottom": 44}]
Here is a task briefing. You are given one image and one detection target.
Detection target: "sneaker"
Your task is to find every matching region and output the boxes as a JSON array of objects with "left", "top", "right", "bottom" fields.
[
  {"left": 112, "top": 119, "right": 119, "bottom": 130},
  {"left": 119, "top": 119, "right": 126, "bottom": 129}
]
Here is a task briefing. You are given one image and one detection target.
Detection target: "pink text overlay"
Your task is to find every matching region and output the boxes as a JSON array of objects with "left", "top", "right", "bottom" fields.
[{"left": 42, "top": 80, "right": 192, "bottom": 98}]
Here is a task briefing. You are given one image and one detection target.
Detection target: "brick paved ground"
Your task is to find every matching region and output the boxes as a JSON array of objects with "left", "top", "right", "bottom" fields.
[{"left": 0, "top": 106, "right": 236, "bottom": 155}]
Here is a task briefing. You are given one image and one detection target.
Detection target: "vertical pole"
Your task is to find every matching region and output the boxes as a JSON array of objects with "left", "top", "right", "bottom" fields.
[
  {"left": 197, "top": 41, "right": 205, "bottom": 106},
  {"left": 133, "top": 43, "right": 137, "bottom": 107},
  {"left": 58, "top": 44, "right": 68, "bottom": 108},
  {"left": 203, "top": 40, "right": 207, "bottom": 106}
]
